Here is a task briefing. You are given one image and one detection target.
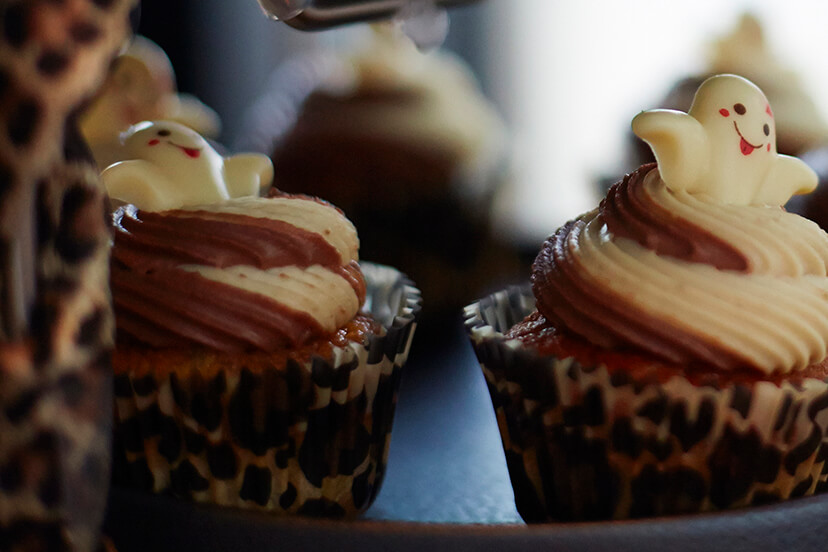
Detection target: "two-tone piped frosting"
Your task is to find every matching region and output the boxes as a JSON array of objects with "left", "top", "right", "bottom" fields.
[
  {"left": 532, "top": 75, "right": 828, "bottom": 375},
  {"left": 105, "top": 121, "right": 366, "bottom": 352}
]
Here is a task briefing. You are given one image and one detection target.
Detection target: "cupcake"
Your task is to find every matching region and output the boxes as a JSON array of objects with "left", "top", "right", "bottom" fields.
[
  {"left": 465, "top": 75, "right": 828, "bottom": 522},
  {"left": 239, "top": 25, "right": 516, "bottom": 339},
  {"left": 104, "top": 121, "right": 420, "bottom": 517},
  {"left": 80, "top": 36, "right": 220, "bottom": 169}
]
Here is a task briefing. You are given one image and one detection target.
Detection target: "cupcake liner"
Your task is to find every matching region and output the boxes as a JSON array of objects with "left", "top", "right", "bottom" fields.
[
  {"left": 112, "top": 262, "right": 420, "bottom": 518},
  {"left": 464, "top": 285, "right": 828, "bottom": 522}
]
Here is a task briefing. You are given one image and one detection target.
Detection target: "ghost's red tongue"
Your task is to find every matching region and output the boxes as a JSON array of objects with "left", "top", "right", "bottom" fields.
[
  {"left": 183, "top": 147, "right": 201, "bottom": 159},
  {"left": 740, "top": 137, "right": 756, "bottom": 156}
]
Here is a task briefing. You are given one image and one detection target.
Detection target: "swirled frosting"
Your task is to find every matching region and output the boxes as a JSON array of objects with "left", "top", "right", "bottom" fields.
[
  {"left": 111, "top": 192, "right": 366, "bottom": 352},
  {"left": 106, "top": 121, "right": 367, "bottom": 353},
  {"left": 532, "top": 164, "right": 828, "bottom": 375}
]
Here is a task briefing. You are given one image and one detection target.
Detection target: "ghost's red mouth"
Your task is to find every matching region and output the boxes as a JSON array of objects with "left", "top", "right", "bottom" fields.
[
  {"left": 172, "top": 143, "right": 202, "bottom": 158},
  {"left": 178, "top": 146, "right": 201, "bottom": 159},
  {"left": 733, "top": 121, "right": 761, "bottom": 156}
]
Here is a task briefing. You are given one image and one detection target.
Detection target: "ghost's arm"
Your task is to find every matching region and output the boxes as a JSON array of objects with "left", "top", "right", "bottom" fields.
[
  {"left": 631, "top": 109, "right": 708, "bottom": 193},
  {"left": 754, "top": 154, "right": 818, "bottom": 206},
  {"left": 223, "top": 153, "right": 274, "bottom": 198},
  {"left": 101, "top": 160, "right": 172, "bottom": 212}
]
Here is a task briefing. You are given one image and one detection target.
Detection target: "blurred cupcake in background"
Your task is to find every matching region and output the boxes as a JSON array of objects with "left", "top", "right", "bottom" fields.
[
  {"left": 80, "top": 36, "right": 221, "bottom": 168},
  {"left": 239, "top": 24, "right": 518, "bottom": 342}
]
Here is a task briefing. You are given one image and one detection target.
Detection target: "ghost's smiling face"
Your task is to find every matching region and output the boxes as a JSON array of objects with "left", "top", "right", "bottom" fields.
[
  {"left": 691, "top": 75, "right": 777, "bottom": 158},
  {"left": 719, "top": 100, "right": 773, "bottom": 156},
  {"left": 122, "top": 121, "right": 214, "bottom": 166},
  {"left": 147, "top": 128, "right": 202, "bottom": 158}
]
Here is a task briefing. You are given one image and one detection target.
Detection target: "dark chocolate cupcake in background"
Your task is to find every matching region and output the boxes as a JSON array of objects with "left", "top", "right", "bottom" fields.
[
  {"left": 466, "top": 75, "right": 828, "bottom": 522},
  {"left": 103, "top": 121, "right": 420, "bottom": 518},
  {"left": 239, "top": 25, "right": 517, "bottom": 341}
]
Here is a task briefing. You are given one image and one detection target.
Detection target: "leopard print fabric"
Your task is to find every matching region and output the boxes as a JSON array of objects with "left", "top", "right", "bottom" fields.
[{"left": 0, "top": 1, "right": 135, "bottom": 550}]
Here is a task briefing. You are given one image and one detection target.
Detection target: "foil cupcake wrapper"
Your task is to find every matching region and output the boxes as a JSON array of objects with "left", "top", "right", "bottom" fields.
[
  {"left": 112, "top": 262, "right": 420, "bottom": 518},
  {"left": 464, "top": 285, "right": 828, "bottom": 522}
]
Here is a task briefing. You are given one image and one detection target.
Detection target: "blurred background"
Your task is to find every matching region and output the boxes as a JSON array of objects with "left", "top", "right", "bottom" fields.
[
  {"left": 101, "top": 0, "right": 828, "bottom": 528},
  {"left": 134, "top": 0, "right": 828, "bottom": 248}
]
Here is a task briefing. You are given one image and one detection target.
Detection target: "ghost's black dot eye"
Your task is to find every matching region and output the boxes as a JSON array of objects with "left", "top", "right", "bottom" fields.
[
  {"left": 734, "top": 103, "right": 746, "bottom": 115},
  {"left": 763, "top": 124, "right": 770, "bottom": 136},
  {"left": 157, "top": 129, "right": 171, "bottom": 137}
]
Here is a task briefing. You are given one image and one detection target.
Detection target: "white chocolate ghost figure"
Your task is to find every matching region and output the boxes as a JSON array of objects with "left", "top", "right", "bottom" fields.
[
  {"left": 102, "top": 121, "right": 273, "bottom": 211},
  {"left": 632, "top": 74, "right": 817, "bottom": 206}
]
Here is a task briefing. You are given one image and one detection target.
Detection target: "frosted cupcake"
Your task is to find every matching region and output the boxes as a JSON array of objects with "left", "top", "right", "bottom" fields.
[
  {"left": 466, "top": 75, "right": 828, "bottom": 521},
  {"left": 104, "top": 121, "right": 420, "bottom": 517}
]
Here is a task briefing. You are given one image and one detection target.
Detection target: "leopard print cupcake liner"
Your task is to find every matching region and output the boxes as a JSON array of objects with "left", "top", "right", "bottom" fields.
[
  {"left": 464, "top": 286, "right": 828, "bottom": 522},
  {"left": 112, "top": 262, "right": 420, "bottom": 518}
]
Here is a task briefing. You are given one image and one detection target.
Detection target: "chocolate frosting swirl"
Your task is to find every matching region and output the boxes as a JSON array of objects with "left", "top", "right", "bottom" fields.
[
  {"left": 111, "top": 195, "right": 366, "bottom": 352},
  {"left": 602, "top": 164, "right": 748, "bottom": 271},
  {"left": 532, "top": 165, "right": 828, "bottom": 374}
]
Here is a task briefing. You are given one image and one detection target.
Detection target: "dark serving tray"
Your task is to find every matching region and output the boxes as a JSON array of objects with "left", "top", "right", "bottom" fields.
[{"left": 103, "top": 320, "right": 828, "bottom": 552}]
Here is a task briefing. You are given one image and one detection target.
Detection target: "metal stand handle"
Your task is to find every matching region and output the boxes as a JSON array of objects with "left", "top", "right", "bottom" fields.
[{"left": 257, "top": 0, "right": 479, "bottom": 30}]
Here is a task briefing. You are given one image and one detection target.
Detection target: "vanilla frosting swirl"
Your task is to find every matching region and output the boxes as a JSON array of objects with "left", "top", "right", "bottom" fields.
[
  {"left": 532, "top": 164, "right": 828, "bottom": 374},
  {"left": 111, "top": 193, "right": 366, "bottom": 352}
]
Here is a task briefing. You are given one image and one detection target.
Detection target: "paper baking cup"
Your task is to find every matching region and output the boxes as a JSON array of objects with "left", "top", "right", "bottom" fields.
[
  {"left": 464, "top": 285, "right": 828, "bottom": 522},
  {"left": 112, "top": 262, "right": 420, "bottom": 518}
]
